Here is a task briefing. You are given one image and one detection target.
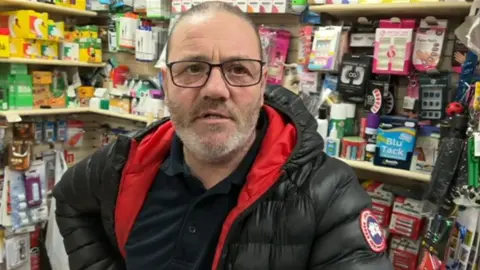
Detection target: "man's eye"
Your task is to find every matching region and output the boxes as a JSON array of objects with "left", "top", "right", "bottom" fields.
[
  {"left": 187, "top": 65, "right": 205, "bottom": 74},
  {"left": 230, "top": 66, "right": 248, "bottom": 75}
]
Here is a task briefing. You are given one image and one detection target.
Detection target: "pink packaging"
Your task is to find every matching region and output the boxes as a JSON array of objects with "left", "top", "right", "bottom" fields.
[
  {"left": 265, "top": 29, "right": 291, "bottom": 85},
  {"left": 298, "top": 26, "right": 314, "bottom": 71},
  {"left": 372, "top": 19, "right": 415, "bottom": 76}
]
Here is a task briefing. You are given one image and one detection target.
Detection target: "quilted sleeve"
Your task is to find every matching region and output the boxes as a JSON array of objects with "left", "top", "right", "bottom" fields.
[
  {"left": 52, "top": 143, "right": 125, "bottom": 270},
  {"left": 308, "top": 158, "right": 393, "bottom": 270}
]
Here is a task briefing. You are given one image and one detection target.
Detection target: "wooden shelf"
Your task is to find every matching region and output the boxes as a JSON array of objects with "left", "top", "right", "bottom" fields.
[
  {"left": 309, "top": 2, "right": 472, "bottom": 18},
  {"left": 0, "top": 58, "right": 105, "bottom": 67},
  {"left": 337, "top": 158, "right": 431, "bottom": 182},
  {"left": 90, "top": 109, "right": 150, "bottom": 123},
  {"left": 0, "top": 0, "right": 97, "bottom": 16},
  {"left": 0, "top": 108, "right": 152, "bottom": 123}
]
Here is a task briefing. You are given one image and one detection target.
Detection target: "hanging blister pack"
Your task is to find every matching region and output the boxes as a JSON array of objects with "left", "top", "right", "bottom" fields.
[
  {"left": 338, "top": 54, "right": 373, "bottom": 103},
  {"left": 308, "top": 26, "right": 342, "bottom": 72},
  {"left": 419, "top": 73, "right": 450, "bottom": 120},
  {"left": 412, "top": 17, "right": 448, "bottom": 73}
]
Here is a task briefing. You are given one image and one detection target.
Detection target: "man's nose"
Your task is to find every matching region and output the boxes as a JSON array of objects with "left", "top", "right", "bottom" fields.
[{"left": 200, "top": 67, "right": 230, "bottom": 100}]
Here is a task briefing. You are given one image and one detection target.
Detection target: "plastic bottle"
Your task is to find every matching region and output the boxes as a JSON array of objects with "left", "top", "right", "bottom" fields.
[
  {"left": 344, "top": 103, "right": 356, "bottom": 136},
  {"left": 329, "top": 103, "right": 346, "bottom": 138},
  {"left": 325, "top": 125, "right": 340, "bottom": 157},
  {"left": 316, "top": 107, "right": 329, "bottom": 140}
]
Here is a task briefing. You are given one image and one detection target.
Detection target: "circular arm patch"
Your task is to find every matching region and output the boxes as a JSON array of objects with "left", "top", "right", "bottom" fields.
[{"left": 360, "top": 209, "right": 387, "bottom": 253}]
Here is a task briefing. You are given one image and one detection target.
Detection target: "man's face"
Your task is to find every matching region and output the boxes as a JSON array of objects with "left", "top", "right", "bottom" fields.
[{"left": 162, "top": 12, "right": 266, "bottom": 162}]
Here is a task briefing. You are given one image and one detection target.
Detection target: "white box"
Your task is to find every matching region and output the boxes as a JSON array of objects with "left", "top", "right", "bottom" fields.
[
  {"left": 181, "top": 0, "right": 192, "bottom": 12},
  {"left": 235, "top": 0, "right": 248, "bottom": 12},
  {"left": 272, "top": 0, "right": 291, "bottom": 13},
  {"left": 171, "top": 0, "right": 182, "bottom": 13},
  {"left": 260, "top": 0, "right": 272, "bottom": 12},
  {"left": 247, "top": 0, "right": 260, "bottom": 13}
]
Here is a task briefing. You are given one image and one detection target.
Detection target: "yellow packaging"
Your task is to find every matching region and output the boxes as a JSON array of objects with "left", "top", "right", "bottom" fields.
[
  {"left": 41, "top": 40, "right": 58, "bottom": 59},
  {"left": 33, "top": 84, "right": 50, "bottom": 108},
  {"left": 73, "top": 0, "right": 87, "bottom": 10},
  {"left": 79, "top": 38, "right": 102, "bottom": 63},
  {"left": 10, "top": 38, "right": 41, "bottom": 58},
  {"left": 32, "top": 71, "right": 52, "bottom": 84},
  {"left": 0, "top": 10, "right": 49, "bottom": 40},
  {"left": 50, "top": 91, "right": 66, "bottom": 108},
  {"left": 0, "top": 33, "right": 9, "bottom": 58},
  {"left": 48, "top": 20, "right": 64, "bottom": 41},
  {"left": 110, "top": 97, "right": 131, "bottom": 114},
  {"left": 54, "top": 0, "right": 71, "bottom": 7},
  {"left": 78, "top": 86, "right": 94, "bottom": 98},
  {"left": 76, "top": 25, "right": 98, "bottom": 39},
  {"left": 474, "top": 82, "right": 480, "bottom": 111}
]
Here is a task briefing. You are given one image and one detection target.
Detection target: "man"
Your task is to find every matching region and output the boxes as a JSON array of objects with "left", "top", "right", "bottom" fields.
[{"left": 53, "top": 2, "right": 393, "bottom": 270}]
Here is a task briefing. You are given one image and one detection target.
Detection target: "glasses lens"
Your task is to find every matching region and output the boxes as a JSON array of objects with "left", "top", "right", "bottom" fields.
[
  {"left": 170, "top": 61, "right": 210, "bottom": 87},
  {"left": 223, "top": 60, "right": 262, "bottom": 86}
]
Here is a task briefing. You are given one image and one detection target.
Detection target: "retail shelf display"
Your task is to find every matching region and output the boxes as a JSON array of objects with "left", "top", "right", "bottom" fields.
[
  {"left": 0, "top": 108, "right": 153, "bottom": 124},
  {"left": 0, "top": 58, "right": 106, "bottom": 67},
  {"left": 309, "top": 2, "right": 472, "bottom": 17},
  {"left": 0, "top": 0, "right": 98, "bottom": 16},
  {"left": 337, "top": 158, "right": 431, "bottom": 182}
]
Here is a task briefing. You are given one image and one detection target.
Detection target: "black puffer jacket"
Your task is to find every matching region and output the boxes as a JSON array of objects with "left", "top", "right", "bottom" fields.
[{"left": 53, "top": 86, "right": 393, "bottom": 270}]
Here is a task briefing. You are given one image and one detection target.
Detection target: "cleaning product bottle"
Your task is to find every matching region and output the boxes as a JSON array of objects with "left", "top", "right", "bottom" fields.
[
  {"left": 316, "top": 107, "right": 329, "bottom": 140},
  {"left": 325, "top": 125, "right": 340, "bottom": 157},
  {"left": 344, "top": 103, "right": 356, "bottom": 136},
  {"left": 329, "top": 103, "right": 346, "bottom": 139}
]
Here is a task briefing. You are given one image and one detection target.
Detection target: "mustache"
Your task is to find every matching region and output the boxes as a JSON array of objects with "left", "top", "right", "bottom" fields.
[{"left": 191, "top": 99, "right": 234, "bottom": 119}]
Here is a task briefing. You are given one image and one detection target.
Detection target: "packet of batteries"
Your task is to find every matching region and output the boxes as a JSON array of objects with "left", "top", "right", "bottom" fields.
[
  {"left": 389, "top": 235, "right": 421, "bottom": 270},
  {"left": 389, "top": 196, "right": 425, "bottom": 240}
]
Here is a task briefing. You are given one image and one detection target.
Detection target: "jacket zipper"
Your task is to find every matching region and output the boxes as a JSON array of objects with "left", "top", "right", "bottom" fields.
[{"left": 217, "top": 177, "right": 283, "bottom": 270}]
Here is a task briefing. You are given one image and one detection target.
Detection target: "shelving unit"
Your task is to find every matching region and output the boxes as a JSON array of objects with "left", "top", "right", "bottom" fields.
[
  {"left": 0, "top": 108, "right": 153, "bottom": 124},
  {"left": 0, "top": 58, "right": 106, "bottom": 67},
  {"left": 309, "top": 2, "right": 472, "bottom": 17},
  {"left": 337, "top": 158, "right": 431, "bottom": 182},
  {"left": 0, "top": 0, "right": 97, "bottom": 16}
]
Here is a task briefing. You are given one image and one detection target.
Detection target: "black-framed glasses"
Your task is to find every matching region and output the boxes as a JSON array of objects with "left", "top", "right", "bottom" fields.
[{"left": 166, "top": 59, "right": 265, "bottom": 88}]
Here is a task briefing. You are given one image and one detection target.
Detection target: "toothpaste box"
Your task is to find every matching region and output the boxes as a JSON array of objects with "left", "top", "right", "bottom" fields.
[
  {"left": 272, "top": 0, "right": 292, "bottom": 13},
  {"left": 171, "top": 0, "right": 182, "bottom": 13},
  {"left": 181, "top": 0, "right": 192, "bottom": 12},
  {"left": 235, "top": 0, "right": 248, "bottom": 12},
  {"left": 260, "top": 0, "right": 272, "bottom": 12},
  {"left": 247, "top": 0, "right": 260, "bottom": 13}
]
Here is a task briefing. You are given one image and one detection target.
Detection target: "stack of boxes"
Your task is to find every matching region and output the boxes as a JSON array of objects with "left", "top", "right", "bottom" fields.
[
  {"left": 62, "top": 25, "right": 102, "bottom": 63},
  {"left": 32, "top": 71, "right": 52, "bottom": 108},
  {"left": 0, "top": 64, "right": 33, "bottom": 110},
  {"left": 0, "top": 10, "right": 64, "bottom": 60},
  {"left": 0, "top": 11, "right": 101, "bottom": 64},
  {"left": 171, "top": 0, "right": 294, "bottom": 13},
  {"left": 362, "top": 180, "right": 424, "bottom": 270},
  {"left": 0, "top": 64, "right": 68, "bottom": 110}
]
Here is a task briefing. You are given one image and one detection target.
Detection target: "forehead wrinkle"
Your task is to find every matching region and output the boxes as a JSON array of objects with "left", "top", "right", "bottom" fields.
[{"left": 169, "top": 13, "right": 261, "bottom": 61}]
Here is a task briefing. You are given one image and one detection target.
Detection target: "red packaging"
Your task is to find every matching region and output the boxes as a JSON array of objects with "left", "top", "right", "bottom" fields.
[
  {"left": 389, "top": 197, "right": 424, "bottom": 240},
  {"left": 362, "top": 180, "right": 394, "bottom": 228},
  {"left": 389, "top": 235, "right": 421, "bottom": 270},
  {"left": 30, "top": 227, "right": 41, "bottom": 270}
]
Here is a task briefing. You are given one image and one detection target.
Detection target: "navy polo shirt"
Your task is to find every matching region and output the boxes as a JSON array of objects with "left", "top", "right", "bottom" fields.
[{"left": 125, "top": 109, "right": 268, "bottom": 270}]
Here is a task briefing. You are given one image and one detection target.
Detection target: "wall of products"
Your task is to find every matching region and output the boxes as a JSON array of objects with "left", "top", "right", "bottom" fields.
[{"left": 0, "top": 0, "right": 477, "bottom": 269}]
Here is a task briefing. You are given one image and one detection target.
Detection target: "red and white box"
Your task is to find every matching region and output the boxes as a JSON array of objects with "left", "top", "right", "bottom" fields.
[
  {"left": 362, "top": 181, "right": 394, "bottom": 228},
  {"left": 389, "top": 235, "right": 421, "bottom": 270},
  {"left": 389, "top": 196, "right": 424, "bottom": 240}
]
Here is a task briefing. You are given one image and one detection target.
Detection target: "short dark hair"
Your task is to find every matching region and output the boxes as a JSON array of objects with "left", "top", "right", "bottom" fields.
[{"left": 165, "top": 2, "right": 262, "bottom": 62}]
